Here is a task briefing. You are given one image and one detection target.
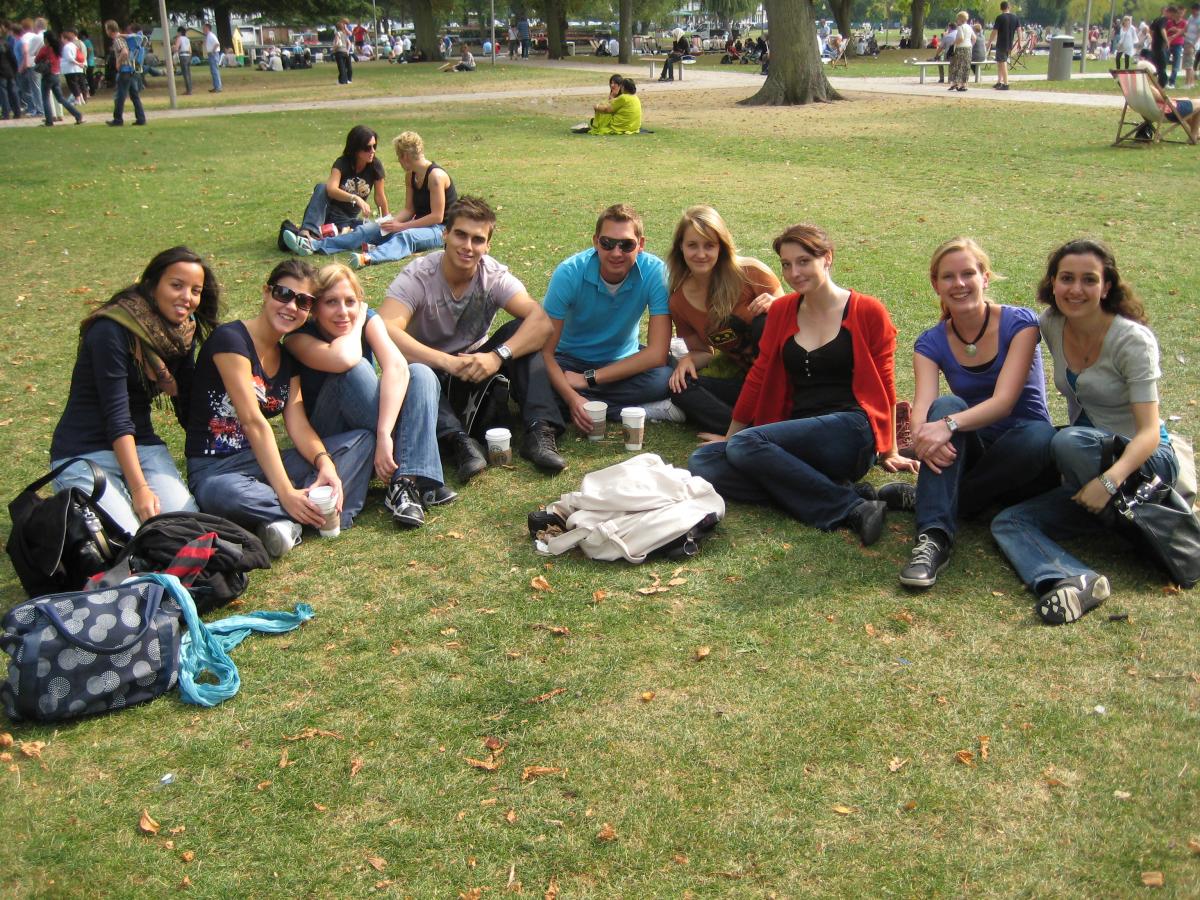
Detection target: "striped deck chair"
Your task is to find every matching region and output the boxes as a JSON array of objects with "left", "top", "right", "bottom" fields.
[{"left": 1111, "top": 68, "right": 1196, "bottom": 146}]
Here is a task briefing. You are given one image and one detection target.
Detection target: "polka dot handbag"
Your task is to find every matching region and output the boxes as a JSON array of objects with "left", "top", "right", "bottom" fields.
[{"left": 0, "top": 575, "right": 182, "bottom": 722}]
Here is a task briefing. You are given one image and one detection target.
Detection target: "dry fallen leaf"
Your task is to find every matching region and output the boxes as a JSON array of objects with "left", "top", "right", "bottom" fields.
[
  {"left": 533, "top": 623, "right": 570, "bottom": 636},
  {"left": 521, "top": 765, "right": 564, "bottom": 782},
  {"left": 446, "top": 531, "right": 464, "bottom": 539},
  {"left": 0, "top": 753, "right": 10, "bottom": 762},
  {"left": 694, "top": 646, "right": 711, "bottom": 661},
  {"left": 531, "top": 575, "right": 552, "bottom": 591},
  {"left": 864, "top": 623, "right": 878, "bottom": 638},
  {"left": 350, "top": 758, "right": 364, "bottom": 778},
  {"left": 18, "top": 740, "right": 45, "bottom": 760},
  {"left": 480, "top": 798, "right": 498, "bottom": 807},
  {"left": 366, "top": 856, "right": 387, "bottom": 872},
  {"left": 1141, "top": 871, "right": 1164, "bottom": 888},
  {"left": 256, "top": 780, "right": 272, "bottom": 791},
  {"left": 832, "top": 804, "right": 854, "bottom": 815},
  {"left": 312, "top": 802, "right": 327, "bottom": 811},
  {"left": 545, "top": 876, "right": 559, "bottom": 900},
  {"left": 505, "top": 809, "right": 518, "bottom": 824},
  {"left": 592, "top": 589, "right": 607, "bottom": 603},
  {"left": 902, "top": 800, "right": 918, "bottom": 811},
  {"left": 465, "top": 755, "right": 502, "bottom": 772},
  {"left": 164, "top": 840, "right": 175, "bottom": 850},
  {"left": 667, "top": 577, "right": 687, "bottom": 586},
  {"left": 138, "top": 810, "right": 161, "bottom": 835},
  {"left": 673, "top": 853, "right": 689, "bottom": 865},
  {"left": 0, "top": 733, "right": 12, "bottom": 749},
  {"left": 282, "top": 728, "right": 343, "bottom": 741},
  {"left": 455, "top": 810, "right": 467, "bottom": 822},
  {"left": 892, "top": 610, "right": 915, "bottom": 624},
  {"left": 955, "top": 750, "right": 976, "bottom": 767},
  {"left": 459, "top": 889, "right": 483, "bottom": 900},
  {"left": 640, "top": 691, "right": 656, "bottom": 703},
  {"left": 978, "top": 735, "right": 991, "bottom": 762},
  {"left": 888, "top": 757, "right": 908, "bottom": 773},
  {"left": 484, "top": 736, "right": 506, "bottom": 752},
  {"left": 179, "top": 875, "right": 192, "bottom": 889},
  {"left": 1113, "top": 790, "right": 1132, "bottom": 800},
  {"left": 1188, "top": 837, "right": 1200, "bottom": 854},
  {"left": 596, "top": 822, "right": 617, "bottom": 842},
  {"left": 375, "top": 881, "right": 395, "bottom": 890},
  {"left": 278, "top": 748, "right": 294, "bottom": 768},
  {"left": 168, "top": 825, "right": 186, "bottom": 835},
  {"left": 181, "top": 851, "right": 195, "bottom": 863},
  {"left": 526, "top": 688, "right": 565, "bottom": 704}
]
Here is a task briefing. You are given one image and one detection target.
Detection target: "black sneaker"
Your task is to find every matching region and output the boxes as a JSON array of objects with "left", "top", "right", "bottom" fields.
[
  {"left": 420, "top": 484, "right": 458, "bottom": 507},
  {"left": 451, "top": 432, "right": 487, "bottom": 482},
  {"left": 878, "top": 482, "right": 917, "bottom": 512},
  {"left": 1037, "top": 574, "right": 1110, "bottom": 625},
  {"left": 899, "top": 532, "right": 951, "bottom": 588},
  {"left": 847, "top": 499, "right": 887, "bottom": 547},
  {"left": 852, "top": 481, "right": 878, "bottom": 501},
  {"left": 384, "top": 476, "right": 425, "bottom": 528},
  {"left": 520, "top": 422, "right": 566, "bottom": 472}
]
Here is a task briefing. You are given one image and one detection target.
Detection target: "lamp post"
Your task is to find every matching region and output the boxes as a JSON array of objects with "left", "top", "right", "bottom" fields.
[{"left": 157, "top": 0, "right": 177, "bottom": 108}]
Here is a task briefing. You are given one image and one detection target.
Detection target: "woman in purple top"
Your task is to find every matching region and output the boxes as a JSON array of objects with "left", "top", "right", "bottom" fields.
[{"left": 882, "top": 237, "right": 1056, "bottom": 589}]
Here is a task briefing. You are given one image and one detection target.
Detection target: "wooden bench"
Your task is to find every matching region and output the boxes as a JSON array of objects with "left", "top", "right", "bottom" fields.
[
  {"left": 907, "top": 59, "right": 995, "bottom": 84},
  {"left": 647, "top": 56, "right": 684, "bottom": 80}
]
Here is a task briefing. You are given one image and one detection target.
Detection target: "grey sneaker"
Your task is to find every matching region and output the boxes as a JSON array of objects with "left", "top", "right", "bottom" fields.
[
  {"left": 282, "top": 229, "right": 314, "bottom": 256},
  {"left": 1038, "top": 574, "right": 1110, "bottom": 625},
  {"left": 642, "top": 398, "right": 687, "bottom": 423},
  {"left": 258, "top": 520, "right": 302, "bottom": 558},
  {"left": 384, "top": 476, "right": 426, "bottom": 527},
  {"left": 899, "top": 532, "right": 951, "bottom": 588}
]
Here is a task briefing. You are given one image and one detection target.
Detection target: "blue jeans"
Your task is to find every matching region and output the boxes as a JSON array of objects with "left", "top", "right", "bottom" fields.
[
  {"left": 1169, "top": 43, "right": 1183, "bottom": 84},
  {"left": 187, "top": 428, "right": 374, "bottom": 530},
  {"left": 112, "top": 70, "right": 145, "bottom": 124},
  {"left": 688, "top": 411, "right": 877, "bottom": 530},
  {"left": 19, "top": 68, "right": 42, "bottom": 115},
  {"left": 52, "top": 444, "right": 199, "bottom": 537},
  {"left": 671, "top": 373, "right": 744, "bottom": 434},
  {"left": 41, "top": 73, "right": 82, "bottom": 125},
  {"left": 179, "top": 55, "right": 192, "bottom": 93},
  {"left": 991, "top": 426, "right": 1179, "bottom": 593},
  {"left": 207, "top": 52, "right": 222, "bottom": 90},
  {"left": 914, "top": 395, "right": 1056, "bottom": 539},
  {"left": 0, "top": 76, "right": 20, "bottom": 117},
  {"left": 300, "top": 183, "right": 363, "bottom": 236},
  {"left": 310, "top": 222, "right": 445, "bottom": 265},
  {"left": 308, "top": 360, "right": 444, "bottom": 485},
  {"left": 554, "top": 351, "right": 672, "bottom": 417}
]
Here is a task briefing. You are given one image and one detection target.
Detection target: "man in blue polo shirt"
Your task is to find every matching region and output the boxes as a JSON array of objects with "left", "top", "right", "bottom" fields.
[{"left": 542, "top": 203, "right": 681, "bottom": 436}]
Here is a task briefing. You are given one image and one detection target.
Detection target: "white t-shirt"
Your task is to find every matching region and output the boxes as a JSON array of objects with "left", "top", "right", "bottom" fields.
[
  {"left": 204, "top": 31, "right": 220, "bottom": 55},
  {"left": 175, "top": 34, "right": 191, "bottom": 58},
  {"left": 60, "top": 39, "right": 82, "bottom": 75}
]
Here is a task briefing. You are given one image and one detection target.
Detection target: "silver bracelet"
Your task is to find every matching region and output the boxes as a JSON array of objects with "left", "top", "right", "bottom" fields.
[{"left": 1098, "top": 474, "right": 1119, "bottom": 495}]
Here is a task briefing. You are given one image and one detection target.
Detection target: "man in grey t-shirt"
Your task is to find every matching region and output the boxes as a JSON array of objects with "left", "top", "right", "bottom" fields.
[{"left": 380, "top": 196, "right": 566, "bottom": 481}]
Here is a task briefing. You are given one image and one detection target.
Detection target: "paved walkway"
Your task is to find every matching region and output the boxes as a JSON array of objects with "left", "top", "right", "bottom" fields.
[{"left": 0, "top": 57, "right": 1123, "bottom": 128}]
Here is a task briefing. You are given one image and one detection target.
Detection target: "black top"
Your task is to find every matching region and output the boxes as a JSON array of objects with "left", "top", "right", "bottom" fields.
[
  {"left": 410, "top": 162, "right": 457, "bottom": 226},
  {"left": 293, "top": 309, "right": 378, "bottom": 418},
  {"left": 782, "top": 312, "right": 859, "bottom": 419},
  {"left": 50, "top": 318, "right": 194, "bottom": 459},
  {"left": 185, "top": 321, "right": 292, "bottom": 458},
  {"left": 993, "top": 12, "right": 1020, "bottom": 51},
  {"left": 1151, "top": 16, "right": 1168, "bottom": 52},
  {"left": 330, "top": 154, "right": 386, "bottom": 220}
]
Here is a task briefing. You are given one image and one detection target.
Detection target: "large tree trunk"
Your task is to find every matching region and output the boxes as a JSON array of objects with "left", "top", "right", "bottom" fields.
[
  {"left": 910, "top": 0, "right": 926, "bottom": 52},
  {"left": 829, "top": 0, "right": 856, "bottom": 55},
  {"left": 740, "top": 0, "right": 842, "bottom": 105},
  {"left": 98, "top": 0, "right": 130, "bottom": 54},
  {"left": 412, "top": 0, "right": 443, "bottom": 60},
  {"left": 213, "top": 3, "right": 233, "bottom": 50},
  {"left": 618, "top": 0, "right": 632, "bottom": 64},
  {"left": 544, "top": 0, "right": 566, "bottom": 59}
]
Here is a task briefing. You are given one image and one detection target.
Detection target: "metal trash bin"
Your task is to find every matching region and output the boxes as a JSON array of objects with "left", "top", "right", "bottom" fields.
[
  {"left": 566, "top": 41, "right": 575, "bottom": 56},
  {"left": 1048, "top": 34, "right": 1073, "bottom": 80}
]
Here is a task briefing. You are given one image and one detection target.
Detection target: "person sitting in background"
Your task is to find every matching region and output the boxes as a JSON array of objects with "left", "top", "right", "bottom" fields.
[
  {"left": 292, "top": 125, "right": 388, "bottom": 241},
  {"left": 583, "top": 78, "right": 641, "bottom": 135},
  {"left": 438, "top": 45, "right": 474, "bottom": 71}
]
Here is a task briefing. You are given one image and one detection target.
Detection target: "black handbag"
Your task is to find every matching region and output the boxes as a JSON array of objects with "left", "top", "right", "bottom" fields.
[
  {"left": 6, "top": 459, "right": 131, "bottom": 598},
  {"left": 1102, "top": 437, "right": 1200, "bottom": 588}
]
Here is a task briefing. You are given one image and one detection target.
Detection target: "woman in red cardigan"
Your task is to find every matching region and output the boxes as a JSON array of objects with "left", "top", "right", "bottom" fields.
[{"left": 687, "top": 224, "right": 917, "bottom": 545}]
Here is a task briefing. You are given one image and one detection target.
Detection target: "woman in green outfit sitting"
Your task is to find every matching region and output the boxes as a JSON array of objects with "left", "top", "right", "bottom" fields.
[{"left": 585, "top": 78, "right": 642, "bottom": 135}]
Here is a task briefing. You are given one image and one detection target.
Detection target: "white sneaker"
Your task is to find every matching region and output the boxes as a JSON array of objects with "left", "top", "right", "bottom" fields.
[
  {"left": 258, "top": 520, "right": 302, "bottom": 558},
  {"left": 642, "top": 398, "right": 687, "bottom": 423}
]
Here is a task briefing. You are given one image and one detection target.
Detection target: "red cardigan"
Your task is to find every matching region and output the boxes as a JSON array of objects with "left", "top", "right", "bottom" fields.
[{"left": 731, "top": 290, "right": 898, "bottom": 454}]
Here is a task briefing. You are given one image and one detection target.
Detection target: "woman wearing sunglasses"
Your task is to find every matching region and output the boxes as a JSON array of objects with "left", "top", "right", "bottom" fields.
[
  {"left": 185, "top": 260, "right": 375, "bottom": 558},
  {"left": 50, "top": 246, "right": 218, "bottom": 536},
  {"left": 665, "top": 205, "right": 783, "bottom": 436},
  {"left": 295, "top": 125, "right": 388, "bottom": 241},
  {"left": 688, "top": 223, "right": 917, "bottom": 546}
]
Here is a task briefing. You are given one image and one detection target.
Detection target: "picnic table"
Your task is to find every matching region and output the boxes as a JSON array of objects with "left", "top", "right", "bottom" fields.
[{"left": 907, "top": 59, "right": 995, "bottom": 84}]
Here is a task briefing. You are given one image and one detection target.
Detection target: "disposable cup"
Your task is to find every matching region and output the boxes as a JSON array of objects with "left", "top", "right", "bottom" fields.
[
  {"left": 621, "top": 406, "right": 646, "bottom": 451},
  {"left": 485, "top": 427, "right": 513, "bottom": 466},
  {"left": 309, "top": 485, "right": 340, "bottom": 538},
  {"left": 583, "top": 400, "right": 608, "bottom": 441}
]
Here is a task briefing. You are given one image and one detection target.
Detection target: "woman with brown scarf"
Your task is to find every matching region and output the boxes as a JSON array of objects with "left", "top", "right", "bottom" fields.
[{"left": 49, "top": 246, "right": 221, "bottom": 535}]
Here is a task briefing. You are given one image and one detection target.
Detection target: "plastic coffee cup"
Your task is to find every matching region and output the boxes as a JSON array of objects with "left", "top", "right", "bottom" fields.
[
  {"left": 485, "top": 427, "right": 513, "bottom": 466},
  {"left": 308, "top": 485, "right": 340, "bottom": 538},
  {"left": 583, "top": 400, "right": 608, "bottom": 441},
  {"left": 621, "top": 406, "right": 646, "bottom": 451},
  {"left": 318, "top": 223, "right": 338, "bottom": 238}
]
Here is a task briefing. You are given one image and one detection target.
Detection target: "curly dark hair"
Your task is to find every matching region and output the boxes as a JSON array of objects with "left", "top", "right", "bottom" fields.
[{"left": 1036, "top": 238, "right": 1147, "bottom": 324}]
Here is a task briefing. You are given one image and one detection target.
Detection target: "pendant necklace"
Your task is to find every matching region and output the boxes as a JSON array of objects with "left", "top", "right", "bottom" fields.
[{"left": 950, "top": 304, "right": 991, "bottom": 357}]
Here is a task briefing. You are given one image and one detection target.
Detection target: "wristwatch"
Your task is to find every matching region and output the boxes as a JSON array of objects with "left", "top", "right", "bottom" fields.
[
  {"left": 943, "top": 415, "right": 960, "bottom": 434},
  {"left": 493, "top": 344, "right": 513, "bottom": 362},
  {"left": 584, "top": 369, "right": 598, "bottom": 388}
]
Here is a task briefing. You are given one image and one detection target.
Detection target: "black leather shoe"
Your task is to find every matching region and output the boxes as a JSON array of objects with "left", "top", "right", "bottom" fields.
[
  {"left": 520, "top": 422, "right": 566, "bottom": 473},
  {"left": 451, "top": 432, "right": 487, "bottom": 482},
  {"left": 847, "top": 500, "right": 887, "bottom": 547}
]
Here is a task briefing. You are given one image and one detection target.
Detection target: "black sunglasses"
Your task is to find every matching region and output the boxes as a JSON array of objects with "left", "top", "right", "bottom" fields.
[
  {"left": 269, "top": 283, "right": 315, "bottom": 312},
  {"left": 598, "top": 236, "right": 638, "bottom": 253}
]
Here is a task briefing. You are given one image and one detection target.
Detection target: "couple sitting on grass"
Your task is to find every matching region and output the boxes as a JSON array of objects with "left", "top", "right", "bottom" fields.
[
  {"left": 572, "top": 74, "right": 643, "bottom": 135},
  {"left": 51, "top": 189, "right": 1179, "bottom": 625},
  {"left": 50, "top": 199, "right": 684, "bottom": 558}
]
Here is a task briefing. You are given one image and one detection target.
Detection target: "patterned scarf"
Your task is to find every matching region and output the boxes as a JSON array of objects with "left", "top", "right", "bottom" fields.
[{"left": 81, "top": 291, "right": 196, "bottom": 397}]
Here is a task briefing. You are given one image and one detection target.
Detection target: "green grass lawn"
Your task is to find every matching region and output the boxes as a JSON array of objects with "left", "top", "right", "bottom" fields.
[{"left": 2, "top": 79, "right": 1200, "bottom": 898}]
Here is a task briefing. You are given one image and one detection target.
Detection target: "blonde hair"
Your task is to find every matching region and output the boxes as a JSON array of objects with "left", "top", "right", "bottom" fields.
[
  {"left": 392, "top": 131, "right": 424, "bottom": 160},
  {"left": 929, "top": 237, "right": 992, "bottom": 319},
  {"left": 956, "top": 11, "right": 970, "bottom": 24},
  {"left": 314, "top": 263, "right": 364, "bottom": 301},
  {"left": 666, "top": 206, "right": 746, "bottom": 329}
]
